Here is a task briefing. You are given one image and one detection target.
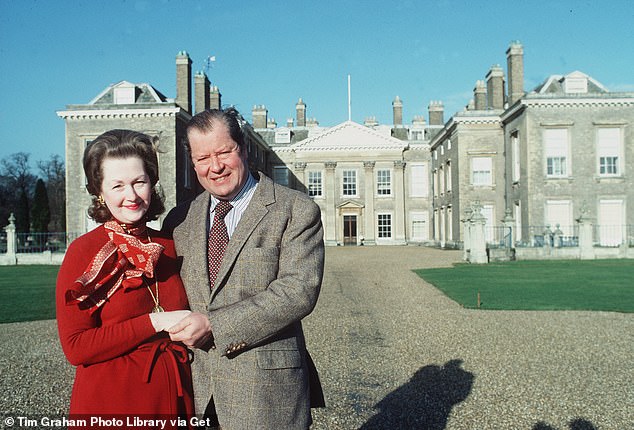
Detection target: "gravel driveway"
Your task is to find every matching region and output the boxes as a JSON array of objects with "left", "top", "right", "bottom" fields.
[{"left": 1, "top": 246, "right": 632, "bottom": 429}]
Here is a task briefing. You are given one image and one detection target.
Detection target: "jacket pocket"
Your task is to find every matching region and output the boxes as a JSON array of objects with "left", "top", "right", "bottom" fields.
[{"left": 256, "top": 349, "right": 302, "bottom": 370}]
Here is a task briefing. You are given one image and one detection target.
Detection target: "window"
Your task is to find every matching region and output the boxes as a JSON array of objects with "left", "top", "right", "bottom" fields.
[
  {"left": 471, "top": 157, "right": 492, "bottom": 186},
  {"left": 410, "top": 212, "right": 428, "bottom": 241},
  {"left": 544, "top": 129, "right": 569, "bottom": 177},
  {"left": 307, "top": 171, "right": 323, "bottom": 197},
  {"left": 598, "top": 200, "right": 624, "bottom": 246},
  {"left": 342, "top": 170, "right": 357, "bottom": 196},
  {"left": 545, "top": 200, "right": 573, "bottom": 236},
  {"left": 377, "top": 213, "right": 392, "bottom": 238},
  {"left": 481, "top": 204, "right": 494, "bottom": 243},
  {"left": 439, "top": 166, "right": 445, "bottom": 195},
  {"left": 410, "top": 130, "right": 423, "bottom": 140},
  {"left": 273, "top": 166, "right": 289, "bottom": 186},
  {"left": 410, "top": 164, "right": 428, "bottom": 197},
  {"left": 512, "top": 131, "right": 520, "bottom": 182},
  {"left": 597, "top": 128, "right": 621, "bottom": 176},
  {"left": 114, "top": 85, "right": 136, "bottom": 104},
  {"left": 446, "top": 161, "right": 452, "bottom": 193},
  {"left": 433, "top": 169, "right": 439, "bottom": 197},
  {"left": 376, "top": 169, "right": 391, "bottom": 195}
]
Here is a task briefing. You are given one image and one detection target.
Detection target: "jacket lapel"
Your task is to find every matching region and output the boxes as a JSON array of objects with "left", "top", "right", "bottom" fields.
[{"left": 186, "top": 192, "right": 213, "bottom": 306}]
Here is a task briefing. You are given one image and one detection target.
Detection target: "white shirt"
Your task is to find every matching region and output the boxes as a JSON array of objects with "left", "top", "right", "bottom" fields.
[{"left": 208, "top": 173, "right": 258, "bottom": 238}]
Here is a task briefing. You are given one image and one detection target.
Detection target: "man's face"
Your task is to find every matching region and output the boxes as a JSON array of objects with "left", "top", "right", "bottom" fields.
[{"left": 188, "top": 121, "right": 248, "bottom": 201}]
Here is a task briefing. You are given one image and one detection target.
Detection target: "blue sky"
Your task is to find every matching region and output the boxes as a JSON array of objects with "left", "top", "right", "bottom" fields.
[{"left": 1, "top": 0, "right": 633, "bottom": 165}]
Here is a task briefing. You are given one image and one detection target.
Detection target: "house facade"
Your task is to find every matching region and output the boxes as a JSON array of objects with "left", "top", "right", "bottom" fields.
[
  {"left": 58, "top": 42, "right": 634, "bottom": 249},
  {"left": 431, "top": 41, "right": 634, "bottom": 248},
  {"left": 58, "top": 52, "right": 269, "bottom": 234},
  {"left": 503, "top": 71, "right": 634, "bottom": 247}
]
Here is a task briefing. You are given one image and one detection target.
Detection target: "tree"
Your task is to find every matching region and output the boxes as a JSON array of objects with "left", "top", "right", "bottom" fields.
[
  {"left": 16, "top": 189, "right": 30, "bottom": 235},
  {"left": 0, "top": 152, "right": 36, "bottom": 230},
  {"left": 38, "top": 154, "right": 66, "bottom": 231},
  {"left": 31, "top": 179, "right": 51, "bottom": 234}
]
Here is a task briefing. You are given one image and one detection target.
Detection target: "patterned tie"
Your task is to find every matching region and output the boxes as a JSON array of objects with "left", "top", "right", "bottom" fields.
[{"left": 207, "top": 200, "right": 233, "bottom": 289}]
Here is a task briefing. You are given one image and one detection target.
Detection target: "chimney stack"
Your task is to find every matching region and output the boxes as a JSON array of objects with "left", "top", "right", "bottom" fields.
[
  {"left": 176, "top": 51, "right": 192, "bottom": 113},
  {"left": 252, "top": 105, "right": 268, "bottom": 129},
  {"left": 474, "top": 80, "right": 487, "bottom": 110},
  {"left": 296, "top": 98, "right": 306, "bottom": 127},
  {"left": 194, "top": 71, "right": 210, "bottom": 114},
  {"left": 506, "top": 41, "right": 524, "bottom": 106},
  {"left": 210, "top": 85, "right": 221, "bottom": 110},
  {"left": 428, "top": 101, "right": 444, "bottom": 126},
  {"left": 486, "top": 64, "right": 505, "bottom": 110},
  {"left": 392, "top": 96, "right": 403, "bottom": 126}
]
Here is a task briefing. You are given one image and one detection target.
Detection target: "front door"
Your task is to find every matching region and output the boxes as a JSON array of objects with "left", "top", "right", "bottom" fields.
[{"left": 343, "top": 215, "right": 357, "bottom": 245}]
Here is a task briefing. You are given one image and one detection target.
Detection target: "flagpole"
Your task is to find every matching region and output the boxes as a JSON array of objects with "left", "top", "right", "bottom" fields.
[{"left": 347, "top": 74, "right": 351, "bottom": 121}]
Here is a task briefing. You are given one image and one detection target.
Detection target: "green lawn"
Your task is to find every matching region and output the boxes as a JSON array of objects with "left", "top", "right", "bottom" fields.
[
  {"left": 0, "top": 265, "right": 60, "bottom": 323},
  {"left": 414, "top": 259, "right": 634, "bottom": 313},
  {"left": 1, "top": 260, "right": 632, "bottom": 324}
]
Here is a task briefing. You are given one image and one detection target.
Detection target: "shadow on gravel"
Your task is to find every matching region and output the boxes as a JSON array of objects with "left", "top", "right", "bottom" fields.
[
  {"left": 360, "top": 359, "right": 473, "bottom": 429},
  {"left": 533, "top": 418, "right": 597, "bottom": 430}
]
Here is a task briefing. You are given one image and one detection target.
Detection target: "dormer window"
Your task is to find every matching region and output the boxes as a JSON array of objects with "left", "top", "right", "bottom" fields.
[
  {"left": 563, "top": 75, "right": 588, "bottom": 94},
  {"left": 114, "top": 85, "right": 136, "bottom": 104}
]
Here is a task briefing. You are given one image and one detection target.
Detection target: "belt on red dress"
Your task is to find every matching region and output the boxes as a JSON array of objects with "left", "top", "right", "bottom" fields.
[{"left": 142, "top": 339, "right": 190, "bottom": 397}]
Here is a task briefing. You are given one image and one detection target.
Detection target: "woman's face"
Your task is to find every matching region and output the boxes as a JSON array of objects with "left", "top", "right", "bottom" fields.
[{"left": 100, "top": 156, "right": 152, "bottom": 225}]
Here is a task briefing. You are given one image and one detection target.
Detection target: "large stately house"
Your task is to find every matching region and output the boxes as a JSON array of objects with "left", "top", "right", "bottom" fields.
[{"left": 58, "top": 42, "right": 634, "bottom": 248}]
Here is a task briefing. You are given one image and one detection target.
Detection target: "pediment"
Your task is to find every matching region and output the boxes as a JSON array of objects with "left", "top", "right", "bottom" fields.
[
  {"left": 337, "top": 200, "right": 365, "bottom": 209},
  {"left": 289, "top": 121, "right": 408, "bottom": 152}
]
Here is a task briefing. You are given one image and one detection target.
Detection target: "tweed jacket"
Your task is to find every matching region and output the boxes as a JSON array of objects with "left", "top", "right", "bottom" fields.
[{"left": 163, "top": 172, "right": 325, "bottom": 429}]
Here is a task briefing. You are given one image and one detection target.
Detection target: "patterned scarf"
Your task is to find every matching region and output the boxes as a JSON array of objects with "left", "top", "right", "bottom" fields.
[{"left": 65, "top": 220, "right": 164, "bottom": 313}]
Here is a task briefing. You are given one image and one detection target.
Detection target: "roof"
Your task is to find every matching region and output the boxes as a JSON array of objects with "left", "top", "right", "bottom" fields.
[
  {"left": 276, "top": 120, "right": 409, "bottom": 153},
  {"left": 89, "top": 80, "right": 169, "bottom": 105},
  {"left": 531, "top": 71, "right": 608, "bottom": 95}
]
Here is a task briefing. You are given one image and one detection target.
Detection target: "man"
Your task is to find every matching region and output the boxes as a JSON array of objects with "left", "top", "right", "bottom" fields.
[{"left": 163, "top": 107, "right": 325, "bottom": 429}]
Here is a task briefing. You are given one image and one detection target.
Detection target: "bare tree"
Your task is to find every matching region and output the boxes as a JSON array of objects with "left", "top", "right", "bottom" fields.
[
  {"left": 38, "top": 154, "right": 66, "bottom": 231},
  {"left": 0, "top": 152, "right": 36, "bottom": 231}
]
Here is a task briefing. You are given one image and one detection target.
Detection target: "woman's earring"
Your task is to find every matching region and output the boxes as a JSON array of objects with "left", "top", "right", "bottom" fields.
[{"left": 97, "top": 195, "right": 105, "bottom": 206}]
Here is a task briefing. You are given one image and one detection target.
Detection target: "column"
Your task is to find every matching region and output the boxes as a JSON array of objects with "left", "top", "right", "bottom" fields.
[
  {"left": 393, "top": 160, "right": 406, "bottom": 244},
  {"left": 577, "top": 215, "right": 594, "bottom": 260},
  {"left": 293, "top": 162, "right": 307, "bottom": 193},
  {"left": 363, "top": 161, "right": 376, "bottom": 245},
  {"left": 469, "top": 202, "right": 488, "bottom": 264},
  {"left": 4, "top": 213, "right": 17, "bottom": 264},
  {"left": 324, "top": 162, "right": 337, "bottom": 246}
]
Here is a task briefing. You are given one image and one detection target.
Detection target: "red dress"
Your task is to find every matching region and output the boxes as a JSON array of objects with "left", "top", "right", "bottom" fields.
[{"left": 56, "top": 224, "right": 195, "bottom": 428}]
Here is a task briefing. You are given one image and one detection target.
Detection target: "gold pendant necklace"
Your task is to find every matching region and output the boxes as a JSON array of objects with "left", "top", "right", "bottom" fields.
[{"left": 146, "top": 232, "right": 163, "bottom": 313}]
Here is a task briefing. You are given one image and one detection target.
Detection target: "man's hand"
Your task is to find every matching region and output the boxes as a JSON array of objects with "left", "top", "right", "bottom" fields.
[{"left": 168, "top": 312, "right": 213, "bottom": 349}]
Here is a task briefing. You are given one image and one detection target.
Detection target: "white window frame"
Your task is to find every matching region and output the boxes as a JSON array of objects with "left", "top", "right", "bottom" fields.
[
  {"left": 446, "top": 161, "right": 452, "bottom": 193},
  {"left": 544, "top": 128, "right": 569, "bottom": 178},
  {"left": 471, "top": 157, "right": 492, "bottom": 186},
  {"left": 113, "top": 85, "right": 136, "bottom": 104},
  {"left": 481, "top": 204, "right": 494, "bottom": 243},
  {"left": 410, "top": 212, "right": 429, "bottom": 241},
  {"left": 545, "top": 200, "right": 573, "bottom": 236},
  {"left": 597, "top": 127, "right": 622, "bottom": 177},
  {"left": 342, "top": 169, "right": 358, "bottom": 197},
  {"left": 410, "top": 163, "right": 428, "bottom": 197},
  {"left": 307, "top": 170, "right": 323, "bottom": 198},
  {"left": 376, "top": 169, "right": 392, "bottom": 196},
  {"left": 512, "top": 131, "right": 520, "bottom": 182},
  {"left": 598, "top": 199, "right": 625, "bottom": 246},
  {"left": 377, "top": 213, "right": 392, "bottom": 239}
]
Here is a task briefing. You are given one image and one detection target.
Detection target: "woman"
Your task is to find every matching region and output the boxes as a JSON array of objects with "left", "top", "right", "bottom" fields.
[{"left": 56, "top": 130, "right": 195, "bottom": 426}]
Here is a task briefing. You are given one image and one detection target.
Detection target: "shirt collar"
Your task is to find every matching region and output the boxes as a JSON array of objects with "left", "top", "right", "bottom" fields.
[{"left": 209, "top": 172, "right": 258, "bottom": 211}]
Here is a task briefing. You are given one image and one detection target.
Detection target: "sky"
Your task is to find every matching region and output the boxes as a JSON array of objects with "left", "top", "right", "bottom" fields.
[{"left": 1, "top": 0, "right": 633, "bottom": 166}]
